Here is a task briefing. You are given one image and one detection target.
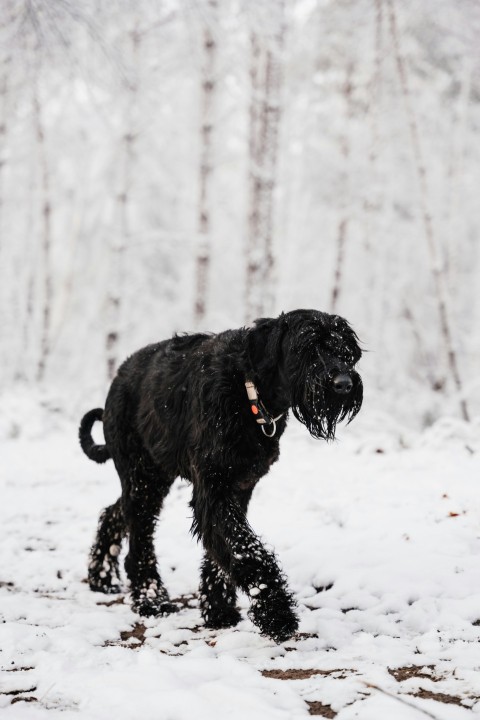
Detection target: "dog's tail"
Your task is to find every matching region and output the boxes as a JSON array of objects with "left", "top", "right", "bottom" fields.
[{"left": 79, "top": 408, "right": 111, "bottom": 463}]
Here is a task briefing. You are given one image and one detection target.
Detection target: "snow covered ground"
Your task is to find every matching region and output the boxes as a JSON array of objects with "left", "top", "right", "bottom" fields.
[{"left": 1, "top": 401, "right": 480, "bottom": 719}]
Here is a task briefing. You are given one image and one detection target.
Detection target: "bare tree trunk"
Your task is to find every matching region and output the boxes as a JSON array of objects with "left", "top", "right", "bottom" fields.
[
  {"left": 194, "top": 0, "right": 217, "bottom": 326},
  {"left": 331, "top": 61, "right": 353, "bottom": 313},
  {"left": 0, "top": 56, "right": 9, "bottom": 371},
  {"left": 386, "top": 0, "right": 470, "bottom": 421},
  {"left": 442, "top": 56, "right": 472, "bottom": 287},
  {"left": 0, "top": 57, "right": 9, "bottom": 254},
  {"left": 33, "top": 80, "right": 52, "bottom": 383},
  {"left": 365, "top": 0, "right": 388, "bottom": 391},
  {"left": 364, "top": 0, "right": 384, "bottom": 255},
  {"left": 369, "top": 0, "right": 387, "bottom": 337},
  {"left": 105, "top": 24, "right": 139, "bottom": 380},
  {"left": 21, "top": 94, "right": 38, "bottom": 381},
  {"left": 245, "top": 6, "right": 285, "bottom": 323}
]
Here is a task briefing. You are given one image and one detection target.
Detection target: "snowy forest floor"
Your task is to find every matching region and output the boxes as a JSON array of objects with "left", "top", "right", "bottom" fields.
[{"left": 1, "top": 401, "right": 480, "bottom": 720}]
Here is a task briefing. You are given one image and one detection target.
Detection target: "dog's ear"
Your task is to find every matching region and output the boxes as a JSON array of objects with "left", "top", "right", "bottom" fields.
[{"left": 247, "top": 314, "right": 286, "bottom": 376}]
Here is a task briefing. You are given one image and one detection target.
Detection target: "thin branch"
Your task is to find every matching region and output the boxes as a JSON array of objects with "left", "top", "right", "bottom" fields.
[{"left": 365, "top": 683, "right": 442, "bottom": 720}]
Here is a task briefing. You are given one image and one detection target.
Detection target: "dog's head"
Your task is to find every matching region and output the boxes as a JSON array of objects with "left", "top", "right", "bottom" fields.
[{"left": 247, "top": 309, "right": 363, "bottom": 440}]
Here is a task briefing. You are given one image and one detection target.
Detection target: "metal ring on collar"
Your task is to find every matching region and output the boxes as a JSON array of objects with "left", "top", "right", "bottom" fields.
[{"left": 261, "top": 419, "right": 277, "bottom": 438}]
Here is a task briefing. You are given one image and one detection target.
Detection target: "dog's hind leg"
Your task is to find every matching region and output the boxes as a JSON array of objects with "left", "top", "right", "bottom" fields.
[
  {"left": 102, "top": 386, "right": 176, "bottom": 617},
  {"left": 122, "top": 454, "right": 177, "bottom": 617},
  {"left": 88, "top": 497, "right": 124, "bottom": 594}
]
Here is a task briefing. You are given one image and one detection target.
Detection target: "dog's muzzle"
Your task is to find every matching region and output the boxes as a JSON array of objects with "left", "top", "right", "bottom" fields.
[{"left": 331, "top": 373, "right": 353, "bottom": 395}]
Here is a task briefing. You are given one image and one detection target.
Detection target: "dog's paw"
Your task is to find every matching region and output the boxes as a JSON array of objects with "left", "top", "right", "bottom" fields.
[
  {"left": 88, "top": 572, "right": 122, "bottom": 595},
  {"left": 132, "top": 597, "right": 179, "bottom": 618},
  {"left": 248, "top": 590, "right": 299, "bottom": 643},
  {"left": 202, "top": 605, "right": 242, "bottom": 629},
  {"left": 94, "top": 583, "right": 123, "bottom": 595}
]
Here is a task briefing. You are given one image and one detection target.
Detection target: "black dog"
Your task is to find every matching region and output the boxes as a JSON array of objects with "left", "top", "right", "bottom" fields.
[{"left": 79, "top": 309, "right": 363, "bottom": 643}]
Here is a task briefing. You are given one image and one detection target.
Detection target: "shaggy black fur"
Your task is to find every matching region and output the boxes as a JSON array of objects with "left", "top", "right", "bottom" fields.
[{"left": 79, "top": 309, "right": 363, "bottom": 643}]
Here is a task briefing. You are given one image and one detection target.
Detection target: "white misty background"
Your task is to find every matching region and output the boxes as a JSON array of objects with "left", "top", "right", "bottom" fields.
[{"left": 1, "top": 0, "right": 479, "bottom": 428}]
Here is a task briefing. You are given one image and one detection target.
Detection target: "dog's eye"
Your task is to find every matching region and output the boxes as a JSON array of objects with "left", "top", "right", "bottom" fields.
[
  {"left": 324, "top": 332, "right": 345, "bottom": 355},
  {"left": 329, "top": 332, "right": 344, "bottom": 349},
  {"left": 327, "top": 341, "right": 361, "bottom": 367}
]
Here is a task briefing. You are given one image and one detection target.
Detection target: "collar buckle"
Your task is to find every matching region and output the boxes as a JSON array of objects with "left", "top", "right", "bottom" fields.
[{"left": 245, "top": 380, "right": 283, "bottom": 437}]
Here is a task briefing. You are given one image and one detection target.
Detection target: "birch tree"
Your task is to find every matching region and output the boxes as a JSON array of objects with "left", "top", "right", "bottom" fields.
[
  {"left": 330, "top": 61, "right": 354, "bottom": 313},
  {"left": 194, "top": 0, "right": 218, "bottom": 326},
  {"left": 105, "top": 18, "right": 140, "bottom": 380},
  {"left": 0, "top": 45, "right": 11, "bottom": 372},
  {"left": 245, "top": 2, "right": 285, "bottom": 323},
  {"left": 33, "top": 77, "right": 53, "bottom": 382},
  {"left": 13, "top": 3, "right": 54, "bottom": 383},
  {"left": 386, "top": 0, "right": 470, "bottom": 421}
]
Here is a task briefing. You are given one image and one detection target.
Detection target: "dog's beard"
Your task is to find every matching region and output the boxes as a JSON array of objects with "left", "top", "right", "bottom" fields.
[{"left": 291, "top": 370, "right": 363, "bottom": 441}]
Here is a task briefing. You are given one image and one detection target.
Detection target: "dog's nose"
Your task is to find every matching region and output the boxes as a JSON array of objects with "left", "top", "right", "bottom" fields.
[{"left": 332, "top": 373, "right": 353, "bottom": 394}]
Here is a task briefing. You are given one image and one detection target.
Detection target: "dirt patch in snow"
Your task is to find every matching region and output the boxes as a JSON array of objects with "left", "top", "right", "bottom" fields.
[
  {"left": 103, "top": 594, "right": 202, "bottom": 648},
  {"left": 306, "top": 700, "right": 336, "bottom": 717},
  {"left": 261, "top": 668, "right": 351, "bottom": 680},
  {"left": 10, "top": 696, "right": 38, "bottom": 706},
  {"left": 410, "top": 688, "right": 470, "bottom": 706},
  {"left": 120, "top": 623, "right": 147, "bottom": 645},
  {"left": 388, "top": 665, "right": 441, "bottom": 682}
]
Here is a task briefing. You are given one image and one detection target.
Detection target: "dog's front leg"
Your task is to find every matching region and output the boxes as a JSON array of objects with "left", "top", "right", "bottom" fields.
[
  {"left": 192, "top": 488, "right": 298, "bottom": 643},
  {"left": 198, "top": 487, "right": 252, "bottom": 629},
  {"left": 199, "top": 553, "right": 242, "bottom": 629}
]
